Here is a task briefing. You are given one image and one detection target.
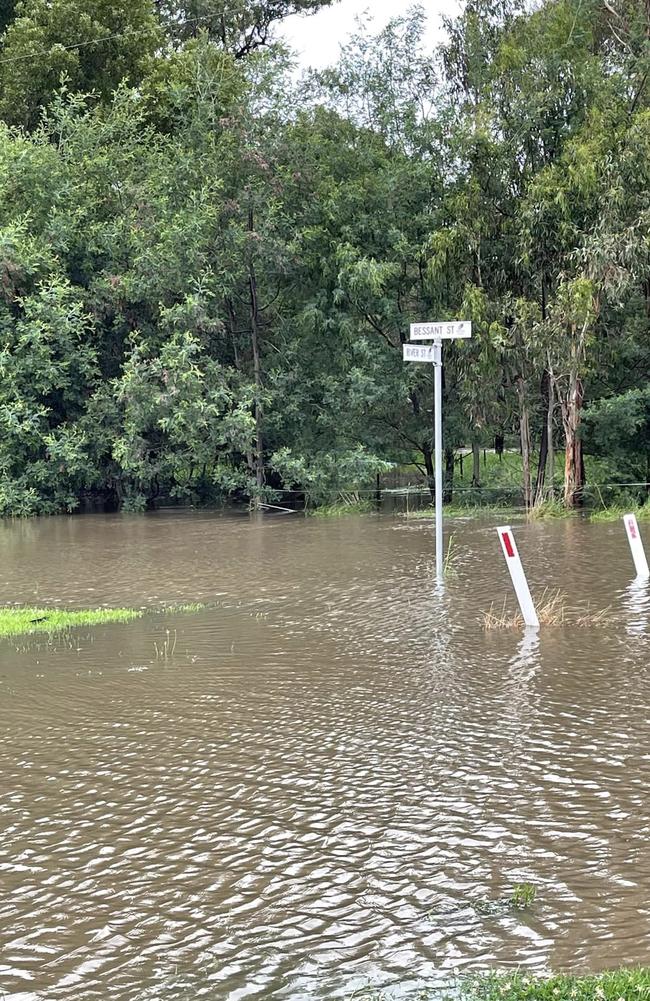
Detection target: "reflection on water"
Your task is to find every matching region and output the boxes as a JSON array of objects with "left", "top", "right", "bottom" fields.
[
  {"left": 623, "top": 575, "right": 650, "bottom": 637},
  {"left": 0, "top": 511, "right": 650, "bottom": 1000}
]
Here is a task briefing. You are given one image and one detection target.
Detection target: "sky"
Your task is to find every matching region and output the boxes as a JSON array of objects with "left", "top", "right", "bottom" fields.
[{"left": 280, "top": 1, "right": 458, "bottom": 69}]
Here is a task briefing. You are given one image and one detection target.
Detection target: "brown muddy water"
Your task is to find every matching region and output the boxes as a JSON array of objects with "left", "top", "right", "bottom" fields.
[{"left": 1, "top": 511, "right": 649, "bottom": 1001}]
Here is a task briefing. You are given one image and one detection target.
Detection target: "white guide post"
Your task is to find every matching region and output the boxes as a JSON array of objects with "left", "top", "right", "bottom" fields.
[
  {"left": 496, "top": 525, "right": 540, "bottom": 629},
  {"left": 623, "top": 513, "right": 649, "bottom": 578},
  {"left": 404, "top": 321, "right": 472, "bottom": 584}
]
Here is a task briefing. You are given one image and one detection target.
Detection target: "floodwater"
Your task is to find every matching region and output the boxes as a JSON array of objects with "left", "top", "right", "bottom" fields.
[{"left": 1, "top": 511, "right": 649, "bottom": 1001}]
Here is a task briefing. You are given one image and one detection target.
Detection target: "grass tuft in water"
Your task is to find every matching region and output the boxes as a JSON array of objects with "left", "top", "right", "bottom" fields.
[
  {"left": 481, "top": 590, "right": 611, "bottom": 630},
  {"left": 0, "top": 606, "right": 142, "bottom": 638},
  {"left": 527, "top": 498, "right": 572, "bottom": 520},
  {"left": 161, "top": 602, "right": 207, "bottom": 614},
  {"left": 443, "top": 533, "right": 461, "bottom": 577},
  {"left": 154, "top": 629, "right": 177, "bottom": 660},
  {"left": 510, "top": 882, "right": 537, "bottom": 909}
]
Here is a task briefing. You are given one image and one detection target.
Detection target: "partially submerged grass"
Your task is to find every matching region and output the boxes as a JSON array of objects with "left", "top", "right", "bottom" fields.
[
  {"left": 0, "top": 602, "right": 207, "bottom": 639},
  {"left": 464, "top": 968, "right": 650, "bottom": 1001},
  {"left": 481, "top": 589, "right": 611, "bottom": 630},
  {"left": 527, "top": 498, "right": 572, "bottom": 520},
  {"left": 443, "top": 533, "right": 460, "bottom": 577},
  {"left": 161, "top": 602, "right": 206, "bottom": 614},
  {"left": 0, "top": 606, "right": 142, "bottom": 638},
  {"left": 312, "top": 498, "right": 374, "bottom": 517},
  {"left": 402, "top": 503, "right": 522, "bottom": 520},
  {"left": 510, "top": 883, "right": 537, "bottom": 909},
  {"left": 347, "top": 969, "right": 650, "bottom": 1001},
  {"left": 589, "top": 503, "right": 650, "bottom": 523}
]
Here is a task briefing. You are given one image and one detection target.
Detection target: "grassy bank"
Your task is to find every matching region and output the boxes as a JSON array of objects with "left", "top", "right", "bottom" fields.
[
  {"left": 589, "top": 503, "right": 650, "bottom": 523},
  {"left": 356, "top": 968, "right": 650, "bottom": 1001}
]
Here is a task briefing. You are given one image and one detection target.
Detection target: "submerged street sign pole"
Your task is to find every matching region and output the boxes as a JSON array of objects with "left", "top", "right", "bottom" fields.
[
  {"left": 433, "top": 341, "right": 444, "bottom": 582},
  {"left": 404, "top": 321, "right": 472, "bottom": 583}
]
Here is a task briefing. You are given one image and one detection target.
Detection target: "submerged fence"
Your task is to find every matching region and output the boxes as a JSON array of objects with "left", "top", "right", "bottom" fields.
[{"left": 267, "top": 480, "right": 650, "bottom": 514}]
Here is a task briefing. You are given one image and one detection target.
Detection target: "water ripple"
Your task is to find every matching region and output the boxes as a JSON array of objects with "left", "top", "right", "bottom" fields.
[{"left": 0, "top": 513, "right": 649, "bottom": 998}]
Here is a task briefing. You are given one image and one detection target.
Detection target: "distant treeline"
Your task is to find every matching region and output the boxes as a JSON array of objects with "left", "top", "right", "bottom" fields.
[{"left": 0, "top": 0, "right": 648, "bottom": 514}]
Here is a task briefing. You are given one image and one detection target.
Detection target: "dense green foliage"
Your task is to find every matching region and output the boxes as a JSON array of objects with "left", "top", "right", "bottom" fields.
[{"left": 0, "top": 0, "right": 648, "bottom": 515}]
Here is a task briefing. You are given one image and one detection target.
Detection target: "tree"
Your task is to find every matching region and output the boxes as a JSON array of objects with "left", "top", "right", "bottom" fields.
[
  {"left": 0, "top": 0, "right": 162, "bottom": 129},
  {"left": 155, "top": 0, "right": 334, "bottom": 54}
]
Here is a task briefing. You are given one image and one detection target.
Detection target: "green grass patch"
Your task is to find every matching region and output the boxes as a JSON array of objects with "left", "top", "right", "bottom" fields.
[
  {"left": 0, "top": 606, "right": 143, "bottom": 638},
  {"left": 589, "top": 503, "right": 650, "bottom": 523},
  {"left": 464, "top": 968, "right": 650, "bottom": 1001},
  {"left": 351, "top": 968, "right": 650, "bottom": 1001},
  {"left": 0, "top": 602, "right": 208, "bottom": 639}
]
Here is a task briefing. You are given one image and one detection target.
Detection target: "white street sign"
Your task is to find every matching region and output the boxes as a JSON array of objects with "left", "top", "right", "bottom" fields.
[
  {"left": 410, "top": 321, "right": 472, "bottom": 341},
  {"left": 402, "top": 344, "right": 441, "bottom": 364},
  {"left": 623, "top": 513, "right": 649, "bottom": 578},
  {"left": 497, "top": 525, "right": 539, "bottom": 629},
  {"left": 403, "top": 320, "right": 469, "bottom": 583}
]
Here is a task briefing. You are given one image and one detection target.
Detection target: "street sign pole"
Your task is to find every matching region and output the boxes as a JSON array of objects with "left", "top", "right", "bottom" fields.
[
  {"left": 405, "top": 321, "right": 471, "bottom": 586},
  {"left": 433, "top": 340, "right": 444, "bottom": 582}
]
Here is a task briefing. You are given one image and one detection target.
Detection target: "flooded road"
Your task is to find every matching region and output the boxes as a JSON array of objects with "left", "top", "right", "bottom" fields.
[{"left": 1, "top": 511, "right": 650, "bottom": 999}]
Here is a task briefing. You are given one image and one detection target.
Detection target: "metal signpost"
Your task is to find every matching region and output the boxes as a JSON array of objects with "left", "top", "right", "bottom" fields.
[{"left": 404, "top": 321, "right": 472, "bottom": 582}]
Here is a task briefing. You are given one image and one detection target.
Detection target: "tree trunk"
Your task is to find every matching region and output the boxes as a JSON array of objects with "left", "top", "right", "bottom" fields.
[
  {"left": 560, "top": 312, "right": 593, "bottom": 508},
  {"left": 521, "top": 409, "right": 532, "bottom": 510},
  {"left": 248, "top": 208, "right": 264, "bottom": 498},
  {"left": 444, "top": 447, "right": 454, "bottom": 503},
  {"left": 562, "top": 368, "right": 585, "bottom": 507},
  {"left": 533, "top": 370, "right": 549, "bottom": 505},
  {"left": 409, "top": 387, "right": 435, "bottom": 500},
  {"left": 495, "top": 433, "right": 504, "bottom": 460},
  {"left": 546, "top": 363, "right": 555, "bottom": 498},
  {"left": 517, "top": 378, "right": 532, "bottom": 509},
  {"left": 472, "top": 441, "right": 481, "bottom": 487},
  {"left": 423, "top": 444, "right": 434, "bottom": 500}
]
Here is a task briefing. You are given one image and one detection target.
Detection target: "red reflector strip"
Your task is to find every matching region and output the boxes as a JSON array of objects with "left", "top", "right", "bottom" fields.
[
  {"left": 629, "top": 520, "right": 638, "bottom": 539},
  {"left": 502, "top": 532, "right": 515, "bottom": 558}
]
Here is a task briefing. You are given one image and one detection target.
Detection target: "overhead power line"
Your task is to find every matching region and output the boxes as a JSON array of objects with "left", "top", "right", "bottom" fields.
[{"left": 0, "top": 9, "right": 227, "bottom": 68}]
